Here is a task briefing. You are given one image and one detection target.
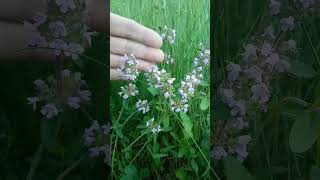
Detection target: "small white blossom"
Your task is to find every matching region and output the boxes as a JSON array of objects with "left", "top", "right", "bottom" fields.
[
  {"left": 40, "top": 103, "right": 59, "bottom": 119},
  {"left": 118, "top": 83, "right": 139, "bottom": 99},
  {"left": 136, "top": 100, "right": 150, "bottom": 114}
]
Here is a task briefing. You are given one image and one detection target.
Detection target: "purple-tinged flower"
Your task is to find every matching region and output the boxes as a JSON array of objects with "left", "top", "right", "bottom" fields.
[
  {"left": 211, "top": 146, "right": 228, "bottom": 160},
  {"left": 79, "top": 90, "right": 92, "bottom": 102},
  {"left": 34, "top": 79, "right": 48, "bottom": 91},
  {"left": 265, "top": 53, "right": 280, "bottom": 67},
  {"left": 118, "top": 83, "right": 139, "bottom": 99},
  {"left": 40, "top": 103, "right": 59, "bottom": 119},
  {"left": 284, "top": 39, "right": 297, "bottom": 51},
  {"left": 280, "top": 16, "right": 295, "bottom": 32},
  {"left": 49, "top": 21, "right": 67, "bottom": 38},
  {"left": 104, "top": 144, "right": 110, "bottom": 164},
  {"left": 118, "top": 54, "right": 140, "bottom": 81},
  {"left": 55, "top": 0, "right": 76, "bottom": 13},
  {"left": 226, "top": 63, "right": 242, "bottom": 81},
  {"left": 243, "top": 44, "right": 258, "bottom": 59},
  {"left": 29, "top": 34, "right": 48, "bottom": 48},
  {"left": 67, "top": 97, "right": 81, "bottom": 109},
  {"left": 260, "top": 42, "right": 273, "bottom": 57},
  {"left": 88, "top": 147, "right": 101, "bottom": 157},
  {"left": 251, "top": 83, "right": 270, "bottom": 103},
  {"left": 229, "top": 117, "right": 248, "bottom": 130},
  {"left": 30, "top": 13, "right": 47, "bottom": 27},
  {"left": 221, "top": 88, "right": 235, "bottom": 107},
  {"left": 230, "top": 100, "right": 246, "bottom": 116},
  {"left": 275, "top": 59, "right": 290, "bottom": 72},
  {"left": 64, "top": 43, "right": 85, "bottom": 60},
  {"left": 244, "top": 65, "right": 263, "bottom": 83},
  {"left": 269, "top": 0, "right": 281, "bottom": 15},
  {"left": 49, "top": 39, "right": 67, "bottom": 56},
  {"left": 235, "top": 135, "right": 251, "bottom": 161},
  {"left": 299, "top": 0, "right": 315, "bottom": 9}
]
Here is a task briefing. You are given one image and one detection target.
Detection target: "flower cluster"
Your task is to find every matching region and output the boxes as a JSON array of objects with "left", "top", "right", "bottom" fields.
[
  {"left": 25, "top": 0, "right": 97, "bottom": 61},
  {"left": 164, "top": 54, "right": 175, "bottom": 64},
  {"left": 136, "top": 100, "right": 150, "bottom": 114},
  {"left": 118, "top": 83, "right": 139, "bottom": 99},
  {"left": 212, "top": 0, "right": 306, "bottom": 162},
  {"left": 117, "top": 54, "right": 140, "bottom": 81},
  {"left": 83, "top": 120, "right": 110, "bottom": 164},
  {"left": 27, "top": 69, "right": 91, "bottom": 119},
  {"left": 146, "top": 66, "right": 176, "bottom": 99},
  {"left": 160, "top": 26, "right": 176, "bottom": 44},
  {"left": 146, "top": 118, "right": 162, "bottom": 134},
  {"left": 170, "top": 46, "right": 210, "bottom": 112}
]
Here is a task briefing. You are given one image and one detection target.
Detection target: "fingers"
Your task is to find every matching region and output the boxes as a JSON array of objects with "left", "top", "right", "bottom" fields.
[
  {"left": 0, "top": 21, "right": 55, "bottom": 61},
  {"left": 110, "top": 69, "right": 126, "bottom": 81},
  {"left": 0, "top": 0, "right": 47, "bottom": 21},
  {"left": 110, "top": 13, "right": 162, "bottom": 48},
  {"left": 110, "top": 36, "right": 164, "bottom": 63},
  {"left": 0, "top": 0, "right": 107, "bottom": 32},
  {"left": 110, "top": 54, "right": 154, "bottom": 71}
]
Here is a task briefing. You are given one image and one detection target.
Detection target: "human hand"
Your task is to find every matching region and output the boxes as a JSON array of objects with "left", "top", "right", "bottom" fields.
[
  {"left": 110, "top": 13, "right": 164, "bottom": 80},
  {"left": 0, "top": 0, "right": 107, "bottom": 60}
]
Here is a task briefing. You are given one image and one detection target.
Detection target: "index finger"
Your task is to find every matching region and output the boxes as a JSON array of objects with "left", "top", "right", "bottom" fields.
[{"left": 110, "top": 13, "right": 162, "bottom": 49}]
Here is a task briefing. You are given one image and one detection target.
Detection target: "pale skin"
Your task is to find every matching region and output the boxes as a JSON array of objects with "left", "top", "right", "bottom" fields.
[{"left": 0, "top": 0, "right": 164, "bottom": 80}]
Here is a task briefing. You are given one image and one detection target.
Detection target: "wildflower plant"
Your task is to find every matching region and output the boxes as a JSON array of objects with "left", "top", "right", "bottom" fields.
[
  {"left": 21, "top": 0, "right": 108, "bottom": 179},
  {"left": 110, "top": 1, "right": 210, "bottom": 178},
  {"left": 213, "top": 0, "right": 320, "bottom": 179}
]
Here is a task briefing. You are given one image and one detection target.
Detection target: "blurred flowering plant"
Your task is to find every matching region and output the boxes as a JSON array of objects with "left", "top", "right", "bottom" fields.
[{"left": 211, "top": 0, "right": 320, "bottom": 163}]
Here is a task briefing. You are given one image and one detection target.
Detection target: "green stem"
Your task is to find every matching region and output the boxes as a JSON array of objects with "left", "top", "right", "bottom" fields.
[
  {"left": 26, "top": 144, "right": 44, "bottom": 180},
  {"left": 129, "top": 135, "right": 153, "bottom": 164},
  {"left": 56, "top": 154, "right": 87, "bottom": 180}
]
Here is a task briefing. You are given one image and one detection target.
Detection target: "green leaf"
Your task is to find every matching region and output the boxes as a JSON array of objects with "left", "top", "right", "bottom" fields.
[
  {"left": 200, "top": 97, "right": 210, "bottom": 110},
  {"left": 163, "top": 115, "right": 170, "bottom": 128},
  {"left": 310, "top": 166, "right": 320, "bottom": 180},
  {"left": 147, "top": 86, "right": 160, "bottom": 96},
  {"left": 179, "top": 112, "right": 193, "bottom": 139},
  {"left": 152, "top": 153, "right": 168, "bottom": 159},
  {"left": 224, "top": 157, "right": 254, "bottom": 180},
  {"left": 120, "top": 165, "right": 141, "bottom": 180},
  {"left": 175, "top": 169, "right": 187, "bottom": 180},
  {"left": 289, "top": 60, "right": 317, "bottom": 78},
  {"left": 213, "top": 99, "right": 231, "bottom": 120},
  {"left": 191, "top": 159, "right": 199, "bottom": 174},
  {"left": 289, "top": 111, "right": 320, "bottom": 153}
]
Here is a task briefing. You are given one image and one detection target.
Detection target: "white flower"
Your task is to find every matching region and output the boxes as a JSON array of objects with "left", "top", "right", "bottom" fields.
[
  {"left": 67, "top": 97, "right": 81, "bottom": 109},
  {"left": 64, "top": 43, "right": 85, "bottom": 60},
  {"left": 151, "top": 125, "right": 162, "bottom": 134},
  {"left": 79, "top": 90, "right": 92, "bottom": 102},
  {"left": 55, "top": 0, "right": 76, "bottom": 13},
  {"left": 136, "top": 100, "right": 150, "bottom": 114},
  {"left": 117, "top": 54, "right": 139, "bottom": 81},
  {"left": 49, "top": 39, "right": 67, "bottom": 56},
  {"left": 164, "top": 92, "right": 170, "bottom": 98},
  {"left": 118, "top": 83, "right": 139, "bottom": 99},
  {"left": 49, "top": 21, "right": 67, "bottom": 38},
  {"left": 40, "top": 103, "right": 59, "bottom": 119},
  {"left": 280, "top": 16, "right": 295, "bottom": 32},
  {"left": 27, "top": 97, "right": 39, "bottom": 111},
  {"left": 146, "top": 118, "right": 154, "bottom": 128}
]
